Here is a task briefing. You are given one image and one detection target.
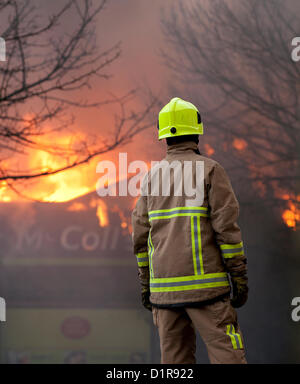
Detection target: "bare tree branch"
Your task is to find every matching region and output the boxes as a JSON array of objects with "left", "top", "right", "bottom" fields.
[
  {"left": 0, "top": 0, "right": 158, "bottom": 187},
  {"left": 161, "top": 0, "right": 300, "bottom": 216}
]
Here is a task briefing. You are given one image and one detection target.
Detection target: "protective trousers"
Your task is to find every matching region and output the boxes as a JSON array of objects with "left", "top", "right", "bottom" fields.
[{"left": 152, "top": 295, "right": 247, "bottom": 364}]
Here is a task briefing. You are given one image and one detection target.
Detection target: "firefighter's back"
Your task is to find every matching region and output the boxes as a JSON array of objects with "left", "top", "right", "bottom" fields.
[{"left": 144, "top": 140, "right": 230, "bottom": 306}]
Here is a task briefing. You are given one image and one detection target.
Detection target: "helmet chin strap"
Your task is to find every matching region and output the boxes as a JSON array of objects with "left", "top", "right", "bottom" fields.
[{"left": 197, "top": 111, "right": 202, "bottom": 124}]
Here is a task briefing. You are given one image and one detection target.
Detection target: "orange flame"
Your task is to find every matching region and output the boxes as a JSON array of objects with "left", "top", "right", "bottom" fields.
[
  {"left": 232, "top": 138, "right": 247, "bottom": 151},
  {"left": 0, "top": 131, "right": 102, "bottom": 203},
  {"left": 111, "top": 203, "right": 132, "bottom": 234},
  {"left": 0, "top": 181, "right": 12, "bottom": 202},
  {"left": 204, "top": 143, "right": 215, "bottom": 156},
  {"left": 67, "top": 202, "right": 87, "bottom": 212},
  {"left": 28, "top": 133, "right": 96, "bottom": 202},
  {"left": 90, "top": 198, "right": 109, "bottom": 227},
  {"left": 0, "top": 124, "right": 133, "bottom": 204},
  {"left": 281, "top": 196, "right": 300, "bottom": 230}
]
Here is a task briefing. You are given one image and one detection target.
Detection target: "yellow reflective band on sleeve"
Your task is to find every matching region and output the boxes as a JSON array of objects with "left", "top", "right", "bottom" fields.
[
  {"left": 222, "top": 251, "right": 244, "bottom": 258},
  {"left": 136, "top": 251, "right": 149, "bottom": 267},
  {"left": 220, "top": 242, "right": 244, "bottom": 259},
  {"left": 226, "top": 324, "right": 244, "bottom": 350},
  {"left": 150, "top": 272, "right": 229, "bottom": 292},
  {"left": 137, "top": 261, "right": 149, "bottom": 267},
  {"left": 220, "top": 242, "right": 243, "bottom": 250},
  {"left": 136, "top": 252, "right": 148, "bottom": 257}
]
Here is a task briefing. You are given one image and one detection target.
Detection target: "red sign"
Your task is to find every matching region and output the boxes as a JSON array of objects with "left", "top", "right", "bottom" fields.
[{"left": 61, "top": 317, "right": 91, "bottom": 339}]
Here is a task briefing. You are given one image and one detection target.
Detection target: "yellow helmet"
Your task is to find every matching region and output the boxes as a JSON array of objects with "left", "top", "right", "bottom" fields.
[{"left": 157, "top": 97, "right": 203, "bottom": 140}]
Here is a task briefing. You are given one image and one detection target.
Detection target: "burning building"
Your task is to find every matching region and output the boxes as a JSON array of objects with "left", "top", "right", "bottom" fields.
[{"left": 0, "top": 189, "right": 155, "bottom": 363}]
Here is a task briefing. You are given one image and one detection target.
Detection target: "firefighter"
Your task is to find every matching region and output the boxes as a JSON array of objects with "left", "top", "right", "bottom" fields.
[{"left": 132, "top": 97, "right": 248, "bottom": 364}]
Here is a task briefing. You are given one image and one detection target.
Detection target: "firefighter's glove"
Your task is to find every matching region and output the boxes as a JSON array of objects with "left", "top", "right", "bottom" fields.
[
  {"left": 141, "top": 285, "right": 152, "bottom": 312},
  {"left": 230, "top": 275, "right": 248, "bottom": 308}
]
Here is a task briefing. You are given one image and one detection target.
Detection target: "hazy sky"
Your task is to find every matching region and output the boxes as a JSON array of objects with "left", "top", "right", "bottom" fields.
[
  {"left": 2, "top": 0, "right": 299, "bottom": 181},
  {"left": 91, "top": 0, "right": 175, "bottom": 161},
  {"left": 60, "top": 0, "right": 177, "bottom": 163}
]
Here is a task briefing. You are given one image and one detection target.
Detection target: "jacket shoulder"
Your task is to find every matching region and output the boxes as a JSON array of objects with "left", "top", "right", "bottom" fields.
[
  {"left": 147, "top": 154, "right": 224, "bottom": 174},
  {"left": 196, "top": 154, "right": 221, "bottom": 170}
]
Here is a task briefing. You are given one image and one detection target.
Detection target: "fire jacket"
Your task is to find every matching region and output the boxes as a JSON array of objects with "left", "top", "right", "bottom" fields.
[{"left": 132, "top": 140, "right": 247, "bottom": 306}]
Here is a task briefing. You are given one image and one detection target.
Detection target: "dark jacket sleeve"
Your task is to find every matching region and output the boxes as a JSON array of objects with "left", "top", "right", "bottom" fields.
[
  {"left": 132, "top": 194, "right": 151, "bottom": 286},
  {"left": 208, "top": 163, "right": 247, "bottom": 276}
]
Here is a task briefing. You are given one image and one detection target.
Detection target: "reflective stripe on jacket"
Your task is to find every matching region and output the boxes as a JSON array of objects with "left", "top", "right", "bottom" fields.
[{"left": 132, "top": 140, "right": 247, "bottom": 306}]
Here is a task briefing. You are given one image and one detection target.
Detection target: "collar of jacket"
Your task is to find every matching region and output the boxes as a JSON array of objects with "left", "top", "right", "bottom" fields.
[{"left": 166, "top": 140, "right": 199, "bottom": 156}]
